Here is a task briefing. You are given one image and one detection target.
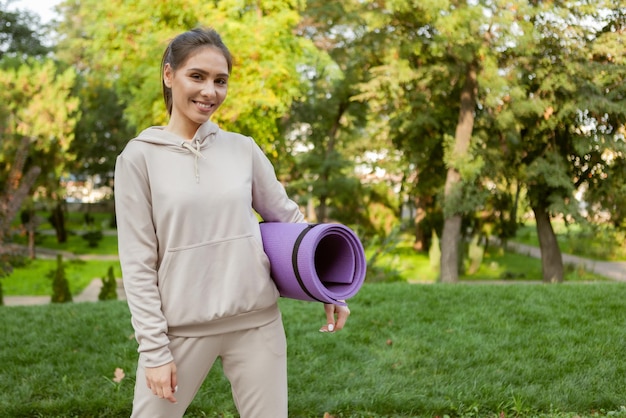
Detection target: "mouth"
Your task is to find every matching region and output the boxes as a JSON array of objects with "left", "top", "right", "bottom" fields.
[{"left": 193, "top": 100, "right": 215, "bottom": 112}]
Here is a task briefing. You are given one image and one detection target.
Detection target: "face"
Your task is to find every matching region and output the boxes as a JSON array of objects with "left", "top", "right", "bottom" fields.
[{"left": 163, "top": 46, "right": 229, "bottom": 138}]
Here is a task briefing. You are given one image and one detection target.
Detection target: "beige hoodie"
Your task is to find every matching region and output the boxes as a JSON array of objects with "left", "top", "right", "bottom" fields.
[{"left": 114, "top": 121, "right": 304, "bottom": 367}]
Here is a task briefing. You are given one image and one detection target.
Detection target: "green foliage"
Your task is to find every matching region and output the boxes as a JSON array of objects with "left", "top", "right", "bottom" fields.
[
  {"left": 3, "top": 259, "right": 119, "bottom": 296},
  {"left": 284, "top": 0, "right": 388, "bottom": 223},
  {"left": 363, "top": 226, "right": 403, "bottom": 283},
  {"left": 82, "top": 230, "right": 103, "bottom": 248},
  {"left": 515, "top": 221, "right": 626, "bottom": 262},
  {"left": 466, "top": 235, "right": 484, "bottom": 275},
  {"left": 47, "top": 202, "right": 68, "bottom": 244},
  {"left": 0, "top": 3, "right": 49, "bottom": 60},
  {"left": 428, "top": 231, "right": 441, "bottom": 272},
  {"left": 69, "top": 77, "right": 135, "bottom": 186},
  {"left": 0, "top": 59, "right": 79, "bottom": 153},
  {"left": 56, "top": 0, "right": 316, "bottom": 152},
  {"left": 3, "top": 0, "right": 626, "bottom": 287},
  {"left": 0, "top": 246, "right": 27, "bottom": 279},
  {"left": 0, "top": 58, "right": 80, "bottom": 209},
  {"left": 49, "top": 254, "right": 73, "bottom": 303},
  {"left": 98, "top": 265, "right": 117, "bottom": 301}
]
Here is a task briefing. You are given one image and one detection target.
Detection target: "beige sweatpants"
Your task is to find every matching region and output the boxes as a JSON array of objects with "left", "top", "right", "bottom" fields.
[{"left": 130, "top": 315, "right": 288, "bottom": 418}]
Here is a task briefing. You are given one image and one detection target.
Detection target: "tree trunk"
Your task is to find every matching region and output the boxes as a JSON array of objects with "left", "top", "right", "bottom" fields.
[
  {"left": 51, "top": 202, "right": 68, "bottom": 244},
  {"left": 0, "top": 136, "right": 41, "bottom": 244},
  {"left": 413, "top": 196, "right": 428, "bottom": 252},
  {"left": 440, "top": 214, "right": 462, "bottom": 282},
  {"left": 439, "top": 63, "right": 478, "bottom": 283},
  {"left": 316, "top": 192, "right": 328, "bottom": 223},
  {"left": 28, "top": 227, "right": 36, "bottom": 259},
  {"left": 532, "top": 204, "right": 564, "bottom": 283}
]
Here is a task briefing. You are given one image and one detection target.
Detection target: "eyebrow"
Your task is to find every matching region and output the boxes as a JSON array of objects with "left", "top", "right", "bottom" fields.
[{"left": 187, "top": 68, "right": 229, "bottom": 78}]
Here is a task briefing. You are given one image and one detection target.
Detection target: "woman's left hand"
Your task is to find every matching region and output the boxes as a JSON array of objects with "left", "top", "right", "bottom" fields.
[{"left": 319, "top": 301, "right": 350, "bottom": 332}]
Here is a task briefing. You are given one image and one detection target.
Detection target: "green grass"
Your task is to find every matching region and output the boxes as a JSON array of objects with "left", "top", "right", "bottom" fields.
[
  {"left": 2, "top": 259, "right": 121, "bottom": 296},
  {"left": 10, "top": 232, "right": 119, "bottom": 255},
  {"left": 38, "top": 233, "right": 118, "bottom": 255},
  {"left": 514, "top": 222, "right": 626, "bottom": 262},
  {"left": 369, "top": 240, "right": 608, "bottom": 284},
  {"left": 2, "top": 283, "right": 626, "bottom": 417}
]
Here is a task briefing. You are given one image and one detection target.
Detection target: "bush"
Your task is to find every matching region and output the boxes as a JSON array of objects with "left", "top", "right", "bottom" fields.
[
  {"left": 49, "top": 254, "right": 72, "bottom": 303},
  {"left": 98, "top": 265, "right": 118, "bottom": 301},
  {"left": 82, "top": 230, "right": 103, "bottom": 248}
]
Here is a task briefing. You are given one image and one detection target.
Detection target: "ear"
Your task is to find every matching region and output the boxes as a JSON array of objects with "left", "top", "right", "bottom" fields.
[{"left": 163, "top": 63, "right": 174, "bottom": 88}]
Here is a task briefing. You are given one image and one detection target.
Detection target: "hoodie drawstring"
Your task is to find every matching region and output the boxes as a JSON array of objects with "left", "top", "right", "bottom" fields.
[{"left": 181, "top": 140, "right": 206, "bottom": 183}]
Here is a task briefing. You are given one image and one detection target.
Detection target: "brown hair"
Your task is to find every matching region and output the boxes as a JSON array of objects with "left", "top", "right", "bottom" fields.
[{"left": 161, "top": 28, "right": 233, "bottom": 115}]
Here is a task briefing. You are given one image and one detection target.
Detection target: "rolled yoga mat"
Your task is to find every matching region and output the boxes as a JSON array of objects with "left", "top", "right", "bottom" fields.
[{"left": 260, "top": 222, "right": 366, "bottom": 305}]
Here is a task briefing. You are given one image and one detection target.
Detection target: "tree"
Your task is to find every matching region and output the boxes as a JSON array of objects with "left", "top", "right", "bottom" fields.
[
  {"left": 571, "top": 6, "right": 626, "bottom": 228},
  {"left": 351, "top": 0, "right": 626, "bottom": 283},
  {"left": 0, "top": 1, "right": 49, "bottom": 60},
  {"left": 0, "top": 136, "right": 41, "bottom": 245},
  {"left": 68, "top": 75, "right": 135, "bottom": 189},
  {"left": 0, "top": 135, "right": 40, "bottom": 294},
  {"left": 352, "top": 0, "right": 525, "bottom": 281},
  {"left": 0, "top": 59, "right": 80, "bottom": 243},
  {"left": 0, "top": 5, "right": 51, "bottom": 231},
  {"left": 478, "top": 0, "right": 626, "bottom": 282},
  {"left": 0, "top": 4, "right": 51, "bottom": 278},
  {"left": 55, "top": 0, "right": 317, "bottom": 155},
  {"left": 289, "top": 1, "right": 381, "bottom": 225}
]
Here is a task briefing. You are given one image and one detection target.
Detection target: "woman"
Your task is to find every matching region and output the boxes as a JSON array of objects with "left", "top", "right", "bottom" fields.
[{"left": 114, "top": 27, "right": 349, "bottom": 417}]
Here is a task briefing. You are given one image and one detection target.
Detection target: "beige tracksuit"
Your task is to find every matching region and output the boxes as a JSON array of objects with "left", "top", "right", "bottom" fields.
[{"left": 114, "top": 121, "right": 305, "bottom": 417}]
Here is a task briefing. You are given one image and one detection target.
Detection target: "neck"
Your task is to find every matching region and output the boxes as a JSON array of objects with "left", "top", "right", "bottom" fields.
[{"left": 164, "top": 120, "right": 201, "bottom": 140}]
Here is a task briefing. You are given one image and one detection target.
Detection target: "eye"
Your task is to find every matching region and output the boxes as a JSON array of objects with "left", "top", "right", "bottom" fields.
[
  {"left": 216, "top": 78, "right": 228, "bottom": 86},
  {"left": 190, "top": 73, "right": 203, "bottom": 80}
]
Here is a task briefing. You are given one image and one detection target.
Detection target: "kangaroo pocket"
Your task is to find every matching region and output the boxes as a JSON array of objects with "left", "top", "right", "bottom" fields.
[{"left": 157, "top": 234, "right": 278, "bottom": 328}]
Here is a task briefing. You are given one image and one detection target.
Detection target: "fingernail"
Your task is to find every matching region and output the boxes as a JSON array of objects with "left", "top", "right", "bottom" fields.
[
  {"left": 328, "top": 324, "right": 334, "bottom": 332},
  {"left": 174, "top": 385, "right": 178, "bottom": 392}
]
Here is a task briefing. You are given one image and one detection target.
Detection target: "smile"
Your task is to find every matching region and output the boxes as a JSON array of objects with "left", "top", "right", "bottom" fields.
[{"left": 193, "top": 100, "right": 214, "bottom": 112}]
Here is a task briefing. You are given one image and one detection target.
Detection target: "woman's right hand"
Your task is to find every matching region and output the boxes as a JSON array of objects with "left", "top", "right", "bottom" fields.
[{"left": 145, "top": 361, "right": 178, "bottom": 403}]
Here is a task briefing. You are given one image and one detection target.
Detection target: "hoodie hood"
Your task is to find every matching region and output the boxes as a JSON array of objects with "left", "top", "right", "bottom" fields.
[
  {"left": 132, "top": 121, "right": 220, "bottom": 183},
  {"left": 133, "top": 120, "right": 220, "bottom": 150}
]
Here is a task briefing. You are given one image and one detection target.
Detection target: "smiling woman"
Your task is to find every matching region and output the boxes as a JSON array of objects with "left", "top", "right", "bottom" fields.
[{"left": 114, "top": 27, "right": 349, "bottom": 418}]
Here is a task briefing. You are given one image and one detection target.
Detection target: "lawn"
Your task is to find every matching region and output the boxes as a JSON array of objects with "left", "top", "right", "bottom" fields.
[
  {"left": 2, "top": 218, "right": 625, "bottom": 416},
  {"left": 366, "top": 237, "right": 608, "bottom": 285},
  {"left": 1, "top": 282, "right": 626, "bottom": 417},
  {"left": 514, "top": 222, "right": 626, "bottom": 261},
  {"left": 9, "top": 231, "right": 119, "bottom": 255},
  {"left": 2, "top": 258, "right": 120, "bottom": 296}
]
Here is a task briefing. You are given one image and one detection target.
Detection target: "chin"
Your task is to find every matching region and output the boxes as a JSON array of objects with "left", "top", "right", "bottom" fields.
[{"left": 193, "top": 115, "right": 213, "bottom": 124}]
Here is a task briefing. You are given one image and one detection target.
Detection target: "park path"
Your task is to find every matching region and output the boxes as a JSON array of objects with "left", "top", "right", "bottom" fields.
[
  {"left": 3, "top": 242, "right": 626, "bottom": 306},
  {"left": 505, "top": 242, "right": 626, "bottom": 282},
  {"left": 3, "top": 246, "right": 124, "bottom": 306}
]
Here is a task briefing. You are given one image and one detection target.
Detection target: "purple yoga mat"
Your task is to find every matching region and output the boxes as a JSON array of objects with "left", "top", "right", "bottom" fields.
[{"left": 259, "top": 222, "right": 366, "bottom": 305}]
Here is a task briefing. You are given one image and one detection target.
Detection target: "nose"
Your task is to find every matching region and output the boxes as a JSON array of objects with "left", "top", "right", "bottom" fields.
[{"left": 201, "top": 82, "right": 216, "bottom": 98}]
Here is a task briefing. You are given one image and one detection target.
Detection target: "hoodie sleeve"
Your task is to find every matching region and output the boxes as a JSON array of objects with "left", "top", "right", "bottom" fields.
[
  {"left": 114, "top": 152, "right": 173, "bottom": 367},
  {"left": 249, "top": 138, "right": 305, "bottom": 224}
]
